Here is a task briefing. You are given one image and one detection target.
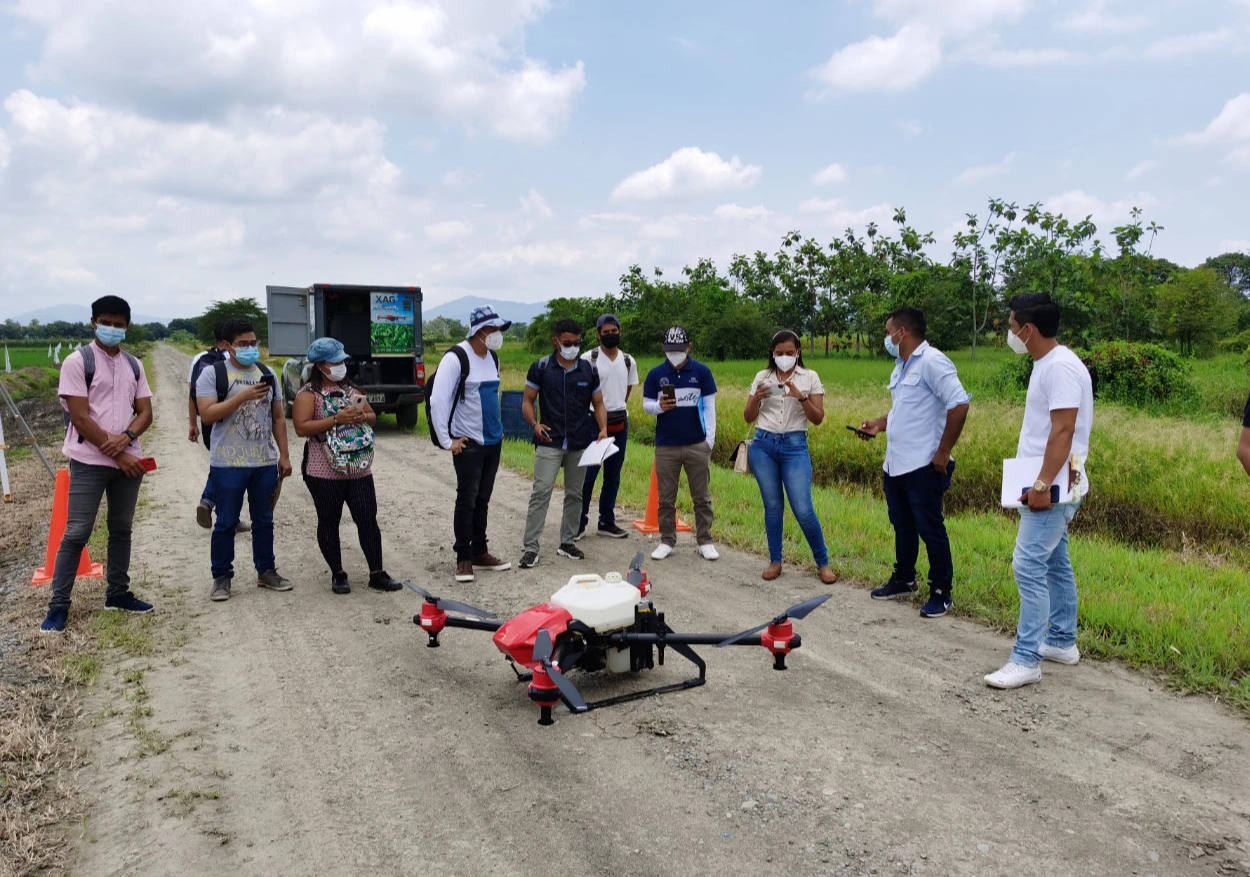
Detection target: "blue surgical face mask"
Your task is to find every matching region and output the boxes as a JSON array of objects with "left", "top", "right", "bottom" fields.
[
  {"left": 234, "top": 346, "right": 260, "bottom": 366},
  {"left": 883, "top": 332, "right": 901, "bottom": 358},
  {"left": 95, "top": 325, "right": 126, "bottom": 346}
]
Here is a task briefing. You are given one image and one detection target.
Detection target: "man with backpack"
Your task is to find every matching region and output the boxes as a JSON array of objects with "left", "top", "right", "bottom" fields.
[
  {"left": 195, "top": 317, "right": 293, "bottom": 601},
  {"left": 577, "top": 313, "right": 637, "bottom": 540},
  {"left": 41, "top": 295, "right": 155, "bottom": 633},
  {"left": 429, "top": 306, "right": 513, "bottom": 583},
  {"left": 188, "top": 321, "right": 249, "bottom": 532}
]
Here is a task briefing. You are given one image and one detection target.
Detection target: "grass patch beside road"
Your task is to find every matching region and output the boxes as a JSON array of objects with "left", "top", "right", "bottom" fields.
[{"left": 499, "top": 438, "right": 1250, "bottom": 714}]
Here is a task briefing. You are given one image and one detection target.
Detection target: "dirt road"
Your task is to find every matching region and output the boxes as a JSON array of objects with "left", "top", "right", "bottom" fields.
[{"left": 66, "top": 344, "right": 1250, "bottom": 876}]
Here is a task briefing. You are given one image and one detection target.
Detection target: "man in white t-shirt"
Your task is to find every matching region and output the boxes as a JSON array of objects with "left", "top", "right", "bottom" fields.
[
  {"left": 985, "top": 293, "right": 1094, "bottom": 690},
  {"left": 577, "top": 314, "right": 638, "bottom": 539}
]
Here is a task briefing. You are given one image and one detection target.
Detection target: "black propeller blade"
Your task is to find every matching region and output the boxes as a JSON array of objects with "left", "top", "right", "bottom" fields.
[
  {"left": 403, "top": 581, "right": 497, "bottom": 618},
  {"left": 626, "top": 551, "right": 645, "bottom": 587},
  {"left": 716, "top": 593, "right": 832, "bottom": 647},
  {"left": 533, "top": 629, "right": 588, "bottom": 712}
]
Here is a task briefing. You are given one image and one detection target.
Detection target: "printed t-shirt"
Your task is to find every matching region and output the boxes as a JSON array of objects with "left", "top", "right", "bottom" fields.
[{"left": 196, "top": 361, "right": 283, "bottom": 468}]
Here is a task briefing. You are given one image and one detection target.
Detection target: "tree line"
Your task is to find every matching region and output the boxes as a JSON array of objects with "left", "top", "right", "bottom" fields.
[{"left": 526, "top": 199, "right": 1250, "bottom": 360}]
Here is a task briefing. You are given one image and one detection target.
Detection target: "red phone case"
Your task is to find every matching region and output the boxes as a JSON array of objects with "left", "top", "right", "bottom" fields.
[{"left": 139, "top": 457, "right": 157, "bottom": 471}]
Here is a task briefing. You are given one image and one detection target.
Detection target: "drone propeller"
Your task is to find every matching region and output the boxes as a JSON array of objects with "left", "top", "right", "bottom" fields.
[
  {"left": 403, "top": 581, "right": 497, "bottom": 619},
  {"left": 626, "top": 551, "right": 645, "bottom": 588},
  {"left": 533, "top": 629, "right": 588, "bottom": 712},
  {"left": 716, "top": 593, "right": 832, "bottom": 647}
]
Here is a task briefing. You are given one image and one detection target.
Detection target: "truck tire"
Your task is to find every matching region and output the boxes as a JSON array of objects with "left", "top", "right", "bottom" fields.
[{"left": 396, "top": 402, "right": 420, "bottom": 430}]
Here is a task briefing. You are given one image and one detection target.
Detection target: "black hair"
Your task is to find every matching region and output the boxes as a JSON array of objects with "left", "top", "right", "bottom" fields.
[
  {"left": 220, "top": 317, "right": 256, "bottom": 343},
  {"left": 212, "top": 319, "right": 229, "bottom": 343},
  {"left": 552, "top": 318, "right": 581, "bottom": 339},
  {"left": 1008, "top": 292, "right": 1060, "bottom": 338},
  {"left": 91, "top": 295, "right": 131, "bottom": 325},
  {"left": 887, "top": 306, "right": 927, "bottom": 339},
  {"left": 767, "top": 329, "right": 805, "bottom": 374}
]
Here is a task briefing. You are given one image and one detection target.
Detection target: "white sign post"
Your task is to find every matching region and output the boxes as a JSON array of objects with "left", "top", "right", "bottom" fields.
[{"left": 0, "top": 415, "right": 11, "bottom": 502}]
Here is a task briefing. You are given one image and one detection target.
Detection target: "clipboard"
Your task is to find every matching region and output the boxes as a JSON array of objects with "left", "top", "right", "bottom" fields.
[
  {"left": 1000, "top": 456, "right": 1075, "bottom": 507},
  {"left": 578, "top": 438, "right": 620, "bottom": 468}
]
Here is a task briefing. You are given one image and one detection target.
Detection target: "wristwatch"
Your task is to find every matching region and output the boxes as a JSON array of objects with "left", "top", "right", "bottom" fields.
[
  {"left": 124, "top": 429, "right": 138, "bottom": 441},
  {"left": 1032, "top": 478, "right": 1048, "bottom": 493}
]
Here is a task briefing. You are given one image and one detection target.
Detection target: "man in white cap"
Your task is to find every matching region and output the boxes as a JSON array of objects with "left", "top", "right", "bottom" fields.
[{"left": 430, "top": 306, "right": 513, "bottom": 583}]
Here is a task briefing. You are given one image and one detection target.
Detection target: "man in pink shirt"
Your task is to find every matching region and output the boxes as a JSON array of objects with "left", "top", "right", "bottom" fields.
[{"left": 41, "top": 295, "right": 155, "bottom": 633}]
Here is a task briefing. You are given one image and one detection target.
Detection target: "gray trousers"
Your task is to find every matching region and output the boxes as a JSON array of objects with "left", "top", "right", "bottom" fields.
[
  {"left": 49, "top": 459, "right": 143, "bottom": 611},
  {"left": 654, "top": 442, "right": 714, "bottom": 546},
  {"left": 523, "top": 445, "right": 587, "bottom": 553}
]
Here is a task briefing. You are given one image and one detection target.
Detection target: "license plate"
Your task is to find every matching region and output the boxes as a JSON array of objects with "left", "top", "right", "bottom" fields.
[{"left": 367, "top": 393, "right": 386, "bottom": 403}]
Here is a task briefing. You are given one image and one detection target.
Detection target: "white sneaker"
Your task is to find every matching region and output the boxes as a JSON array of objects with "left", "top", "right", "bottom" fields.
[
  {"left": 651, "top": 543, "right": 674, "bottom": 560},
  {"left": 984, "top": 662, "right": 1042, "bottom": 689},
  {"left": 1038, "top": 642, "right": 1080, "bottom": 665},
  {"left": 698, "top": 543, "right": 719, "bottom": 561}
]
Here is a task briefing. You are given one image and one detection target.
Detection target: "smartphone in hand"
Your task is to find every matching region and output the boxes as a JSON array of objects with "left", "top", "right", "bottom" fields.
[
  {"left": 1021, "top": 484, "right": 1061, "bottom": 504},
  {"left": 661, "top": 385, "right": 676, "bottom": 402},
  {"left": 846, "top": 425, "right": 873, "bottom": 439},
  {"left": 139, "top": 457, "right": 157, "bottom": 472}
]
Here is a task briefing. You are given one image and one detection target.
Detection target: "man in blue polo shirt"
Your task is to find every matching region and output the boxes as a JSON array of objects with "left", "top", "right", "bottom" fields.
[
  {"left": 519, "top": 318, "right": 608, "bottom": 568},
  {"left": 856, "top": 307, "right": 970, "bottom": 618},
  {"left": 642, "top": 326, "right": 719, "bottom": 561}
]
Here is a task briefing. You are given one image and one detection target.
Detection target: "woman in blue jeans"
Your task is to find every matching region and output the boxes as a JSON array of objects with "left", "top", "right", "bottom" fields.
[{"left": 742, "top": 330, "right": 837, "bottom": 584}]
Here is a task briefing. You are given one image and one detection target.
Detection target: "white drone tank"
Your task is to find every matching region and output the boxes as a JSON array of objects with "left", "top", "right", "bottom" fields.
[{"left": 550, "top": 572, "right": 638, "bottom": 633}]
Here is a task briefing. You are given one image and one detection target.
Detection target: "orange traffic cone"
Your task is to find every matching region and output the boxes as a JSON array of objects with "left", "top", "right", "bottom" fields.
[
  {"left": 632, "top": 459, "right": 693, "bottom": 534},
  {"left": 32, "top": 469, "right": 103, "bottom": 586}
]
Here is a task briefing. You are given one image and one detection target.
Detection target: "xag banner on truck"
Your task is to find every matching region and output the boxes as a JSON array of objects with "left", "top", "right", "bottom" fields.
[{"left": 370, "top": 291, "right": 415, "bottom": 355}]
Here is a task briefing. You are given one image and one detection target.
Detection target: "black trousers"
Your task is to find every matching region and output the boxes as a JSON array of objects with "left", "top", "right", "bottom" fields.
[
  {"left": 451, "top": 440, "right": 501, "bottom": 561},
  {"left": 303, "top": 474, "right": 384, "bottom": 573}
]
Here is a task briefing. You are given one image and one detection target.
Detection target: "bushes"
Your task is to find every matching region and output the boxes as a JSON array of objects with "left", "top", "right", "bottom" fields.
[{"left": 989, "top": 340, "right": 1192, "bottom": 408}]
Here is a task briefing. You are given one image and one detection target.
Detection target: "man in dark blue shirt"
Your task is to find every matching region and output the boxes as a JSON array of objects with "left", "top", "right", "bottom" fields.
[
  {"left": 642, "top": 326, "right": 719, "bottom": 561},
  {"left": 519, "top": 318, "right": 607, "bottom": 568}
]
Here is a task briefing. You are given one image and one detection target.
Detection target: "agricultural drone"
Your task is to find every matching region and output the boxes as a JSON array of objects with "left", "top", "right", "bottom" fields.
[{"left": 406, "top": 553, "right": 831, "bottom": 725}]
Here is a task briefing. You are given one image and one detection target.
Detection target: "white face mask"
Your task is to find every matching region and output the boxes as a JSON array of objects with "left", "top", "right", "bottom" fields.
[
  {"left": 773, "top": 354, "right": 797, "bottom": 373},
  {"left": 559, "top": 344, "right": 580, "bottom": 360},
  {"left": 484, "top": 331, "right": 504, "bottom": 351},
  {"left": 325, "top": 363, "right": 347, "bottom": 381},
  {"left": 666, "top": 351, "right": 687, "bottom": 367},
  {"left": 1007, "top": 327, "right": 1030, "bottom": 355}
]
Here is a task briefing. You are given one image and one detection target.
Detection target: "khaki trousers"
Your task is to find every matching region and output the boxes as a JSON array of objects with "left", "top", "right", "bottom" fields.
[{"left": 653, "top": 442, "right": 714, "bottom": 546}]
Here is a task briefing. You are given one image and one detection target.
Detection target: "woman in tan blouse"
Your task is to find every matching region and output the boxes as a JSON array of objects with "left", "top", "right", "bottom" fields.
[{"left": 742, "top": 330, "right": 836, "bottom": 584}]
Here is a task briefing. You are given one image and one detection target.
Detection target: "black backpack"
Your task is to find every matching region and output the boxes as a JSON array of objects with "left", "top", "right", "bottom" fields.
[
  {"left": 200, "top": 359, "right": 276, "bottom": 450},
  {"left": 426, "top": 345, "right": 499, "bottom": 447},
  {"left": 63, "top": 345, "right": 142, "bottom": 441},
  {"left": 189, "top": 349, "right": 226, "bottom": 448}
]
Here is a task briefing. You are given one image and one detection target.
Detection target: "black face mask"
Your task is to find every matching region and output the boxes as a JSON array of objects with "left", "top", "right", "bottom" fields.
[{"left": 600, "top": 333, "right": 621, "bottom": 349}]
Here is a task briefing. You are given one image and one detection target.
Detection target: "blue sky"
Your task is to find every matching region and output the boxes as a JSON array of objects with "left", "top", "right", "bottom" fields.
[{"left": 1, "top": 0, "right": 1248, "bottom": 322}]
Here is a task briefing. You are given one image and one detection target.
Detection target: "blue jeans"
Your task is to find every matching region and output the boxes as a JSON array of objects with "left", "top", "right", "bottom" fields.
[
  {"left": 580, "top": 422, "right": 628, "bottom": 530},
  {"left": 748, "top": 429, "right": 828, "bottom": 567},
  {"left": 1010, "top": 501, "right": 1081, "bottom": 667},
  {"left": 201, "top": 471, "right": 215, "bottom": 507},
  {"left": 209, "top": 465, "right": 278, "bottom": 579},
  {"left": 882, "top": 460, "right": 955, "bottom": 592}
]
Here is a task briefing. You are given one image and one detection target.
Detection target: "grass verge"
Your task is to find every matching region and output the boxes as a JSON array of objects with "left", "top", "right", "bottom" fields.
[{"left": 499, "top": 439, "right": 1250, "bottom": 714}]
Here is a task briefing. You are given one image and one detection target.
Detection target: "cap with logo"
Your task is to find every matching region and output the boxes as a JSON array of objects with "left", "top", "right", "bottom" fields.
[
  {"left": 661, "top": 326, "right": 690, "bottom": 351},
  {"left": 306, "top": 337, "right": 350, "bottom": 363},
  {"left": 467, "top": 306, "right": 513, "bottom": 338}
]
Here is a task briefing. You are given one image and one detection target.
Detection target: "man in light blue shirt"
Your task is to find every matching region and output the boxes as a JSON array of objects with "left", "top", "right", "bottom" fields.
[{"left": 857, "top": 307, "right": 970, "bottom": 617}]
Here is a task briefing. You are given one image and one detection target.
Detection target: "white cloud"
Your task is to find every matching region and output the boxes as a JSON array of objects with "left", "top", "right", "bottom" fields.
[
  {"left": 442, "top": 169, "right": 474, "bottom": 187},
  {"left": 1042, "top": 189, "right": 1155, "bottom": 226},
  {"left": 1179, "top": 93, "right": 1250, "bottom": 145},
  {"left": 425, "top": 220, "right": 472, "bottom": 242},
  {"left": 611, "top": 147, "right": 761, "bottom": 201},
  {"left": 971, "top": 45, "right": 1077, "bottom": 67},
  {"left": 811, "top": 162, "right": 847, "bottom": 185},
  {"left": 1145, "top": 29, "right": 1237, "bottom": 60},
  {"left": 0, "top": 130, "right": 9, "bottom": 170},
  {"left": 872, "top": 0, "right": 1027, "bottom": 36},
  {"left": 953, "top": 152, "right": 1016, "bottom": 185},
  {"left": 11, "top": 0, "right": 586, "bottom": 143},
  {"left": 81, "top": 214, "right": 150, "bottom": 233},
  {"left": 713, "top": 203, "right": 771, "bottom": 221},
  {"left": 1124, "top": 159, "right": 1158, "bottom": 180},
  {"left": 470, "top": 241, "right": 582, "bottom": 270},
  {"left": 796, "top": 198, "right": 894, "bottom": 230},
  {"left": 520, "top": 188, "right": 554, "bottom": 219},
  {"left": 1227, "top": 146, "right": 1250, "bottom": 169},
  {"left": 577, "top": 212, "right": 642, "bottom": 230},
  {"left": 155, "top": 218, "right": 246, "bottom": 265},
  {"left": 810, "top": 25, "right": 942, "bottom": 93},
  {"left": 1062, "top": 1, "right": 1150, "bottom": 33},
  {"left": 1218, "top": 239, "right": 1250, "bottom": 254},
  {"left": 895, "top": 119, "right": 926, "bottom": 138}
]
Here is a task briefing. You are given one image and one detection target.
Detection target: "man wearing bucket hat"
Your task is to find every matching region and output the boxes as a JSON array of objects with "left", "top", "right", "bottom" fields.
[
  {"left": 430, "top": 306, "right": 513, "bottom": 583},
  {"left": 642, "top": 326, "right": 719, "bottom": 561}
]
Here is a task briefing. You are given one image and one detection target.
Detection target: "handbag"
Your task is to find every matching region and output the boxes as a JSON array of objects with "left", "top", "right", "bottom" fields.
[{"left": 730, "top": 438, "right": 752, "bottom": 475}]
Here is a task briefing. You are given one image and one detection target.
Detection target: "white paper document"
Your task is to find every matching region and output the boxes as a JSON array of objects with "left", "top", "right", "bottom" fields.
[
  {"left": 578, "top": 437, "right": 620, "bottom": 467},
  {"left": 1000, "top": 456, "right": 1076, "bottom": 508}
]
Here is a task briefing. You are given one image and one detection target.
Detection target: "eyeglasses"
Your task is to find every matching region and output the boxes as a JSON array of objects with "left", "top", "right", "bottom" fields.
[{"left": 233, "top": 341, "right": 259, "bottom": 349}]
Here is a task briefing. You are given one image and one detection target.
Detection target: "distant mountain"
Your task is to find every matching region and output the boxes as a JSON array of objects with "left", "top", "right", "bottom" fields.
[
  {"left": 3, "top": 304, "right": 169, "bottom": 325},
  {"left": 423, "top": 296, "right": 548, "bottom": 325}
]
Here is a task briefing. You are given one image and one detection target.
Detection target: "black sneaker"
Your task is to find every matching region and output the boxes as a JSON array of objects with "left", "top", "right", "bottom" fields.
[
  {"left": 572, "top": 526, "right": 587, "bottom": 542},
  {"left": 368, "top": 570, "right": 402, "bottom": 592},
  {"left": 557, "top": 543, "right": 585, "bottom": 560},
  {"left": 870, "top": 577, "right": 917, "bottom": 600},
  {"left": 210, "top": 576, "right": 231, "bottom": 602},
  {"left": 920, "top": 591, "right": 952, "bottom": 618},
  {"left": 257, "top": 569, "right": 293, "bottom": 591},
  {"left": 105, "top": 592, "right": 154, "bottom": 613},
  {"left": 597, "top": 523, "right": 628, "bottom": 539},
  {"left": 519, "top": 551, "right": 539, "bottom": 569},
  {"left": 331, "top": 571, "right": 350, "bottom": 594}
]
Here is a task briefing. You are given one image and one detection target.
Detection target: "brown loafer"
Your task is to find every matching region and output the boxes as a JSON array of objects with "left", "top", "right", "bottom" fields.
[
  {"left": 818, "top": 566, "right": 838, "bottom": 584},
  {"left": 472, "top": 552, "right": 512, "bottom": 571},
  {"left": 761, "top": 563, "right": 782, "bottom": 581}
]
